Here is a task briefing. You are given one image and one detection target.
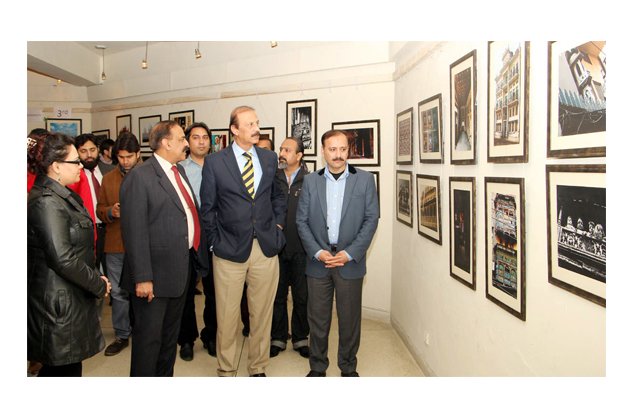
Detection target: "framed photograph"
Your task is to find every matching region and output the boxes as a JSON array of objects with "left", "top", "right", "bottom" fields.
[
  {"left": 450, "top": 50, "right": 477, "bottom": 165},
  {"left": 396, "top": 170, "right": 413, "bottom": 228},
  {"left": 92, "top": 129, "right": 110, "bottom": 140},
  {"left": 546, "top": 164, "right": 605, "bottom": 307},
  {"left": 260, "top": 127, "right": 275, "bottom": 146},
  {"left": 211, "top": 129, "right": 230, "bottom": 153},
  {"left": 484, "top": 177, "right": 525, "bottom": 320},
  {"left": 286, "top": 99, "right": 317, "bottom": 156},
  {"left": 416, "top": 174, "right": 442, "bottom": 245},
  {"left": 332, "top": 119, "right": 381, "bottom": 167},
  {"left": 396, "top": 107, "right": 413, "bottom": 165},
  {"left": 547, "top": 41, "right": 606, "bottom": 158},
  {"left": 46, "top": 118, "right": 82, "bottom": 138},
  {"left": 116, "top": 114, "right": 132, "bottom": 138},
  {"left": 169, "top": 110, "right": 194, "bottom": 131},
  {"left": 303, "top": 159, "right": 317, "bottom": 173},
  {"left": 487, "top": 41, "right": 530, "bottom": 163},
  {"left": 418, "top": 94, "right": 444, "bottom": 164},
  {"left": 138, "top": 115, "right": 162, "bottom": 145},
  {"left": 449, "top": 177, "right": 476, "bottom": 290}
]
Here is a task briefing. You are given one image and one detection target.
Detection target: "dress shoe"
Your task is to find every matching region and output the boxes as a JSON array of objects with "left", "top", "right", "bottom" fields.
[
  {"left": 250, "top": 373, "right": 266, "bottom": 377},
  {"left": 340, "top": 371, "right": 359, "bottom": 377},
  {"left": 242, "top": 327, "right": 250, "bottom": 337},
  {"left": 203, "top": 340, "right": 217, "bottom": 357},
  {"left": 270, "top": 345, "right": 284, "bottom": 358},
  {"left": 104, "top": 337, "right": 129, "bottom": 356},
  {"left": 295, "top": 345, "right": 310, "bottom": 358},
  {"left": 306, "top": 370, "right": 326, "bottom": 377},
  {"left": 179, "top": 343, "right": 194, "bottom": 361}
]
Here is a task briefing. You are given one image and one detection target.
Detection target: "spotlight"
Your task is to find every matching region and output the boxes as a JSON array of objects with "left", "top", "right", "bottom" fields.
[
  {"left": 195, "top": 41, "right": 202, "bottom": 59},
  {"left": 141, "top": 41, "right": 148, "bottom": 69},
  {"left": 270, "top": 41, "right": 278, "bottom": 48}
]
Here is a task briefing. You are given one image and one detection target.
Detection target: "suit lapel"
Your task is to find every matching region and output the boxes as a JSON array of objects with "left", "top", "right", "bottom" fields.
[
  {"left": 222, "top": 146, "right": 252, "bottom": 198},
  {"left": 316, "top": 171, "right": 328, "bottom": 223},
  {"left": 150, "top": 157, "right": 185, "bottom": 213},
  {"left": 340, "top": 170, "right": 357, "bottom": 221}
]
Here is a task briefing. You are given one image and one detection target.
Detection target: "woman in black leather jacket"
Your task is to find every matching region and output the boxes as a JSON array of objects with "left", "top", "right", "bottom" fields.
[{"left": 27, "top": 133, "right": 111, "bottom": 377}]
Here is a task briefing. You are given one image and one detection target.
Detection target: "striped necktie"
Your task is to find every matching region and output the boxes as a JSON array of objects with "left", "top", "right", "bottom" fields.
[{"left": 242, "top": 152, "right": 255, "bottom": 199}]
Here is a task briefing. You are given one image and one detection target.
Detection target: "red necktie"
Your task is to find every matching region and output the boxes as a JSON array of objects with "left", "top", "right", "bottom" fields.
[
  {"left": 171, "top": 165, "right": 200, "bottom": 251},
  {"left": 90, "top": 170, "right": 100, "bottom": 196}
]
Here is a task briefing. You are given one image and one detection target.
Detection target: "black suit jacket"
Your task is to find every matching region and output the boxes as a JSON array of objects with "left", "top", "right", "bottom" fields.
[
  {"left": 200, "top": 145, "right": 286, "bottom": 263},
  {"left": 119, "top": 156, "right": 199, "bottom": 297}
]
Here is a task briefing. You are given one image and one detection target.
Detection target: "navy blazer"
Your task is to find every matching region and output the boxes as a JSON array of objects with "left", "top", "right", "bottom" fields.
[
  {"left": 200, "top": 145, "right": 286, "bottom": 263},
  {"left": 119, "top": 156, "right": 198, "bottom": 297},
  {"left": 296, "top": 165, "right": 379, "bottom": 279}
]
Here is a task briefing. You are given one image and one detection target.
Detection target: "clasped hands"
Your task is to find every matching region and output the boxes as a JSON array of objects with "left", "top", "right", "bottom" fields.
[
  {"left": 318, "top": 250, "right": 350, "bottom": 268},
  {"left": 100, "top": 275, "right": 112, "bottom": 297}
]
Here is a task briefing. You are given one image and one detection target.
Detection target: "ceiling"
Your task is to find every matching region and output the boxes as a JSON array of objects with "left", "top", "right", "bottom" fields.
[{"left": 75, "top": 41, "right": 159, "bottom": 55}]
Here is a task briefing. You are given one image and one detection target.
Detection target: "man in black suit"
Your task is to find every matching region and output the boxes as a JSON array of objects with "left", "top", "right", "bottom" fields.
[
  {"left": 200, "top": 105, "right": 286, "bottom": 377},
  {"left": 120, "top": 120, "right": 201, "bottom": 376}
]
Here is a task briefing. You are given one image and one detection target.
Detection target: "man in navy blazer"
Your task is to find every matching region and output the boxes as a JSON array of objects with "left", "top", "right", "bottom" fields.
[
  {"left": 200, "top": 106, "right": 286, "bottom": 376},
  {"left": 296, "top": 129, "right": 379, "bottom": 377},
  {"left": 120, "top": 120, "right": 203, "bottom": 376}
]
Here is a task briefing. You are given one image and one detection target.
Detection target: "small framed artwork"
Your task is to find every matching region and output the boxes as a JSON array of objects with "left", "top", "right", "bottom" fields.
[
  {"left": 416, "top": 174, "right": 442, "bottom": 245},
  {"left": 140, "top": 150, "right": 153, "bottom": 162},
  {"left": 116, "top": 114, "right": 132, "bottom": 138},
  {"left": 547, "top": 41, "right": 606, "bottom": 158},
  {"left": 487, "top": 41, "right": 530, "bottom": 163},
  {"left": 546, "top": 164, "right": 605, "bottom": 307},
  {"left": 484, "top": 177, "right": 525, "bottom": 321},
  {"left": 259, "top": 127, "right": 275, "bottom": 148},
  {"left": 332, "top": 119, "right": 380, "bottom": 167},
  {"left": 396, "top": 107, "right": 413, "bottom": 165},
  {"left": 303, "top": 159, "right": 317, "bottom": 173},
  {"left": 418, "top": 94, "right": 444, "bottom": 164},
  {"left": 450, "top": 50, "right": 477, "bottom": 165},
  {"left": 92, "top": 129, "right": 110, "bottom": 140},
  {"left": 449, "top": 177, "right": 476, "bottom": 290},
  {"left": 211, "top": 129, "right": 230, "bottom": 153},
  {"left": 286, "top": 99, "right": 317, "bottom": 156},
  {"left": 138, "top": 115, "right": 162, "bottom": 145},
  {"left": 370, "top": 171, "right": 380, "bottom": 218},
  {"left": 396, "top": 170, "right": 413, "bottom": 228},
  {"left": 46, "top": 118, "right": 82, "bottom": 138},
  {"left": 169, "top": 110, "right": 194, "bottom": 131}
]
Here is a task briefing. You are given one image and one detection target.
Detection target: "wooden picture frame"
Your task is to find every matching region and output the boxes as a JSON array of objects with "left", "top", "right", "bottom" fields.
[
  {"left": 547, "top": 41, "right": 606, "bottom": 158},
  {"left": 416, "top": 174, "right": 442, "bottom": 245},
  {"left": 210, "top": 129, "right": 230, "bottom": 153},
  {"left": 484, "top": 177, "right": 526, "bottom": 320},
  {"left": 138, "top": 115, "right": 162, "bottom": 145},
  {"left": 418, "top": 93, "right": 444, "bottom": 164},
  {"left": 449, "top": 177, "right": 476, "bottom": 290},
  {"left": 546, "top": 164, "right": 606, "bottom": 307},
  {"left": 396, "top": 107, "right": 413, "bottom": 165},
  {"left": 287, "top": 99, "right": 317, "bottom": 156},
  {"left": 487, "top": 41, "right": 530, "bottom": 163},
  {"left": 46, "top": 118, "right": 82, "bottom": 138},
  {"left": 450, "top": 50, "right": 477, "bottom": 165},
  {"left": 332, "top": 119, "right": 381, "bottom": 167},
  {"left": 169, "top": 110, "right": 194, "bottom": 131},
  {"left": 116, "top": 114, "right": 132, "bottom": 138},
  {"left": 396, "top": 170, "right": 413, "bottom": 228}
]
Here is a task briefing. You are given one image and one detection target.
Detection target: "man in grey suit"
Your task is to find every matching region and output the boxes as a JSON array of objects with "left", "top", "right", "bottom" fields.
[
  {"left": 120, "top": 120, "right": 202, "bottom": 376},
  {"left": 296, "top": 129, "right": 379, "bottom": 377}
]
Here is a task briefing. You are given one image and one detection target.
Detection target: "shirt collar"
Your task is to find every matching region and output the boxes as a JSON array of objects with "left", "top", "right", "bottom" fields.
[
  {"left": 324, "top": 163, "right": 350, "bottom": 181},
  {"left": 232, "top": 141, "right": 258, "bottom": 159}
]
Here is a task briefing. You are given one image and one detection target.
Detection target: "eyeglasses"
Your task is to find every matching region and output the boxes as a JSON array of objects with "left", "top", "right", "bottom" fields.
[{"left": 59, "top": 159, "right": 82, "bottom": 165}]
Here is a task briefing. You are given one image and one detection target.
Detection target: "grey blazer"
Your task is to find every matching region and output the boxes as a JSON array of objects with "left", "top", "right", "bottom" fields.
[{"left": 296, "top": 164, "right": 379, "bottom": 279}]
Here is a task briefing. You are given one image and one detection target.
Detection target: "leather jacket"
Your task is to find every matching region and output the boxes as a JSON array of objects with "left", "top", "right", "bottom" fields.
[{"left": 27, "top": 175, "right": 106, "bottom": 366}]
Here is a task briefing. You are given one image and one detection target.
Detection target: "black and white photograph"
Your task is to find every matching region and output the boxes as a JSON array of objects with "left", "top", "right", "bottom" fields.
[
  {"left": 416, "top": 174, "right": 442, "bottom": 245},
  {"left": 169, "top": 110, "right": 194, "bottom": 131},
  {"left": 546, "top": 164, "right": 606, "bottom": 306},
  {"left": 449, "top": 177, "right": 476, "bottom": 289},
  {"left": 396, "top": 170, "right": 413, "bottom": 228},
  {"left": 259, "top": 127, "right": 274, "bottom": 144},
  {"left": 548, "top": 41, "right": 606, "bottom": 158},
  {"left": 332, "top": 119, "right": 381, "bottom": 167},
  {"left": 303, "top": 159, "right": 317, "bottom": 173},
  {"left": 450, "top": 50, "right": 477, "bottom": 164},
  {"left": 286, "top": 99, "right": 317, "bottom": 156},
  {"left": 396, "top": 108, "right": 413, "bottom": 165},
  {"left": 418, "top": 94, "right": 443, "bottom": 163}
]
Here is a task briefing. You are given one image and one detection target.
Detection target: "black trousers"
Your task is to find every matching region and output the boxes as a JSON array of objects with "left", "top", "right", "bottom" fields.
[
  {"left": 95, "top": 224, "right": 107, "bottom": 275},
  {"left": 178, "top": 252, "right": 200, "bottom": 345},
  {"left": 38, "top": 362, "right": 82, "bottom": 377}
]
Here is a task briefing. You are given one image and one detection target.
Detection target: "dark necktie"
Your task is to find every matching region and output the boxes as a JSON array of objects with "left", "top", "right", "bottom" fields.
[
  {"left": 90, "top": 169, "right": 100, "bottom": 196},
  {"left": 242, "top": 152, "right": 255, "bottom": 199},
  {"left": 171, "top": 165, "right": 200, "bottom": 251}
]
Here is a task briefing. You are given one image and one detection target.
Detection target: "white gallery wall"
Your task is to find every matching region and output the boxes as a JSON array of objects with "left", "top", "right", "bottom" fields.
[{"left": 391, "top": 42, "right": 606, "bottom": 376}]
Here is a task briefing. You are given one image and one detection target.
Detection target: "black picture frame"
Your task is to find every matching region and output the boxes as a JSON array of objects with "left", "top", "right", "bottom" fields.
[
  {"left": 418, "top": 94, "right": 444, "bottom": 164},
  {"left": 91, "top": 129, "right": 110, "bottom": 140},
  {"left": 46, "top": 118, "right": 82, "bottom": 138},
  {"left": 169, "top": 110, "right": 195, "bottom": 131},
  {"left": 449, "top": 176, "right": 476, "bottom": 290},
  {"left": 287, "top": 99, "right": 317, "bottom": 156},
  {"left": 416, "top": 174, "right": 442, "bottom": 245},
  {"left": 116, "top": 114, "right": 131, "bottom": 138},
  {"left": 396, "top": 170, "right": 413, "bottom": 228},
  {"left": 396, "top": 107, "right": 413, "bottom": 165},
  {"left": 450, "top": 50, "right": 477, "bottom": 165},
  {"left": 332, "top": 119, "right": 381, "bottom": 167},
  {"left": 303, "top": 159, "right": 317, "bottom": 173},
  {"left": 210, "top": 129, "right": 230, "bottom": 153},
  {"left": 138, "top": 115, "right": 162, "bottom": 145}
]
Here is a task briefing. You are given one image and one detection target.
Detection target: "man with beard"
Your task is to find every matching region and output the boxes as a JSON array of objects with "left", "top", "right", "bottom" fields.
[
  {"left": 270, "top": 137, "right": 310, "bottom": 359},
  {"left": 70, "top": 134, "right": 115, "bottom": 275},
  {"left": 96, "top": 132, "right": 141, "bottom": 357}
]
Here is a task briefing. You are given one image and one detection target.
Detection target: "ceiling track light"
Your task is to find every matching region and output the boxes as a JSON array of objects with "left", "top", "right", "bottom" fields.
[
  {"left": 195, "top": 41, "right": 202, "bottom": 59},
  {"left": 270, "top": 41, "right": 278, "bottom": 48},
  {"left": 142, "top": 41, "right": 148, "bottom": 69},
  {"left": 95, "top": 45, "right": 107, "bottom": 81}
]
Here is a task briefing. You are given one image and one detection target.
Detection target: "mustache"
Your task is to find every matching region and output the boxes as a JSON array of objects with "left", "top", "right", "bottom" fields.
[{"left": 332, "top": 157, "right": 345, "bottom": 162}]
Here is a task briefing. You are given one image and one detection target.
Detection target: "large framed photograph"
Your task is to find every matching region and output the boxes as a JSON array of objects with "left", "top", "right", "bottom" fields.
[
  {"left": 450, "top": 50, "right": 477, "bottom": 165},
  {"left": 416, "top": 174, "right": 442, "bottom": 245},
  {"left": 547, "top": 41, "right": 606, "bottom": 158},
  {"left": 487, "top": 41, "right": 530, "bottom": 163},
  {"left": 484, "top": 177, "right": 525, "bottom": 320},
  {"left": 332, "top": 119, "right": 380, "bottom": 167},
  {"left": 546, "top": 164, "right": 605, "bottom": 307},
  {"left": 91, "top": 129, "right": 110, "bottom": 141},
  {"left": 286, "top": 99, "right": 317, "bottom": 156},
  {"left": 418, "top": 93, "right": 444, "bottom": 164},
  {"left": 396, "top": 107, "right": 413, "bottom": 165},
  {"left": 138, "top": 115, "right": 162, "bottom": 145},
  {"left": 449, "top": 177, "right": 476, "bottom": 290},
  {"left": 116, "top": 114, "right": 132, "bottom": 138},
  {"left": 169, "top": 110, "right": 194, "bottom": 131},
  {"left": 211, "top": 129, "right": 230, "bottom": 153},
  {"left": 396, "top": 170, "right": 413, "bottom": 228},
  {"left": 46, "top": 118, "right": 82, "bottom": 138}
]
